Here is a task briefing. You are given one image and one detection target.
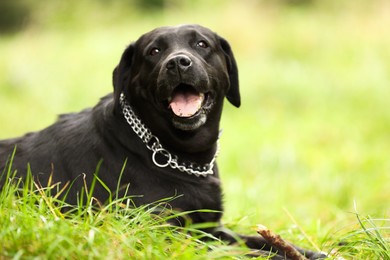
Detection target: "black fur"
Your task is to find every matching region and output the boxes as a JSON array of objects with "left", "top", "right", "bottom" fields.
[{"left": 0, "top": 24, "right": 325, "bottom": 259}]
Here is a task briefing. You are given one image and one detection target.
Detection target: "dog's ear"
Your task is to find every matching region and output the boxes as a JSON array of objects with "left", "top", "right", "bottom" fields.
[
  {"left": 219, "top": 37, "right": 240, "bottom": 108},
  {"left": 113, "top": 43, "right": 135, "bottom": 111}
]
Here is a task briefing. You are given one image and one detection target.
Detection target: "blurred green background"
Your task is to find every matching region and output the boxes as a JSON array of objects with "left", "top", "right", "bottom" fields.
[{"left": 0, "top": 0, "right": 389, "bottom": 241}]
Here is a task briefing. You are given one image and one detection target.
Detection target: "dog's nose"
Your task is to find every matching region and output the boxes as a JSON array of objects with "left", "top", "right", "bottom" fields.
[{"left": 166, "top": 55, "right": 192, "bottom": 71}]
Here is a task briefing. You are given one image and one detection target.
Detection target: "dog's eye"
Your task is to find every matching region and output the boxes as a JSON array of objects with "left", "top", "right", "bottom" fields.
[
  {"left": 196, "top": 40, "right": 208, "bottom": 48},
  {"left": 149, "top": 48, "right": 160, "bottom": 56}
]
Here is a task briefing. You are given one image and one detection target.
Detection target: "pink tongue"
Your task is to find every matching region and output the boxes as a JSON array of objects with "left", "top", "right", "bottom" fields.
[{"left": 169, "top": 92, "right": 203, "bottom": 117}]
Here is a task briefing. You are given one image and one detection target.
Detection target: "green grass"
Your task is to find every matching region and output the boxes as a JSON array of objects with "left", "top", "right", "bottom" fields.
[
  {"left": 1, "top": 164, "right": 388, "bottom": 259},
  {"left": 0, "top": 0, "right": 389, "bottom": 258},
  {"left": 327, "top": 205, "right": 390, "bottom": 259}
]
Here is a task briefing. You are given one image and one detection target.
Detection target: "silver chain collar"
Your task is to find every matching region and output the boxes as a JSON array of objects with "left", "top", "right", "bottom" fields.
[{"left": 119, "top": 93, "right": 219, "bottom": 177}]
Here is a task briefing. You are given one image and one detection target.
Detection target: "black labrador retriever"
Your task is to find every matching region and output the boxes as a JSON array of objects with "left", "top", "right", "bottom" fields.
[{"left": 0, "top": 24, "right": 325, "bottom": 259}]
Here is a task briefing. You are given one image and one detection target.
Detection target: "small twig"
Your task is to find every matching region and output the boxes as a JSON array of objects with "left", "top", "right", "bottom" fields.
[{"left": 256, "top": 224, "right": 308, "bottom": 260}]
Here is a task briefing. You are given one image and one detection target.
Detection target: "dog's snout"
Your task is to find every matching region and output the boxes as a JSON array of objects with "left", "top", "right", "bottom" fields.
[{"left": 166, "top": 55, "right": 192, "bottom": 71}]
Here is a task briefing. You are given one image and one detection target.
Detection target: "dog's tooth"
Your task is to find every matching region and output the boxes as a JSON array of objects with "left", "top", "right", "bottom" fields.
[{"left": 197, "top": 95, "right": 203, "bottom": 109}]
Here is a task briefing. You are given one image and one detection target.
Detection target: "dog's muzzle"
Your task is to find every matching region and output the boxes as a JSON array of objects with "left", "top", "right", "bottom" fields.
[{"left": 157, "top": 53, "right": 212, "bottom": 131}]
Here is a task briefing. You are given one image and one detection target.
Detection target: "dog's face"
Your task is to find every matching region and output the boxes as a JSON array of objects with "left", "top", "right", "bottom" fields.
[{"left": 113, "top": 25, "right": 240, "bottom": 150}]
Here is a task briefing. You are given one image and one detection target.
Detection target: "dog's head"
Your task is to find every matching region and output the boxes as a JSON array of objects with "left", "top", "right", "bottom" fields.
[{"left": 113, "top": 25, "right": 240, "bottom": 150}]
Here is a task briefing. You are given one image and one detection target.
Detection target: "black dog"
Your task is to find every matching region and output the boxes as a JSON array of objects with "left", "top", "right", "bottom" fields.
[{"left": 0, "top": 24, "right": 325, "bottom": 259}]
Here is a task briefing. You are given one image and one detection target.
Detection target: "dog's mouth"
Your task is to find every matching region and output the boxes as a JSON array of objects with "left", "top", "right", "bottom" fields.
[
  {"left": 167, "top": 84, "right": 210, "bottom": 118},
  {"left": 165, "top": 84, "right": 212, "bottom": 130}
]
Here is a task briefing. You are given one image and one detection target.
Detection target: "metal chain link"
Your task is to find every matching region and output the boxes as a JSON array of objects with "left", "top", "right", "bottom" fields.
[{"left": 119, "top": 93, "right": 218, "bottom": 177}]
